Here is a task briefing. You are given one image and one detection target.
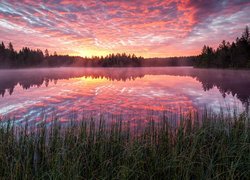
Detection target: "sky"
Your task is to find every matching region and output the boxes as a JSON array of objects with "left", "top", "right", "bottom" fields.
[{"left": 0, "top": 0, "right": 250, "bottom": 58}]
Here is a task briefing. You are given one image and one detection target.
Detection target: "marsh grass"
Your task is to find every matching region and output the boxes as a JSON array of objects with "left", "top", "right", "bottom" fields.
[{"left": 0, "top": 111, "right": 249, "bottom": 179}]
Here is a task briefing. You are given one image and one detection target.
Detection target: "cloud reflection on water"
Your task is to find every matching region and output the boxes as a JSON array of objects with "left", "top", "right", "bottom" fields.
[{"left": 0, "top": 67, "right": 249, "bottom": 125}]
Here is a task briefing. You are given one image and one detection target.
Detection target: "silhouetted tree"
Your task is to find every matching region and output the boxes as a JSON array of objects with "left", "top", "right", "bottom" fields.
[
  {"left": 0, "top": 42, "right": 6, "bottom": 66},
  {"left": 0, "top": 42, "right": 5, "bottom": 50},
  {"left": 45, "top": 49, "right": 49, "bottom": 58},
  {"left": 195, "top": 26, "right": 250, "bottom": 69},
  {"left": 7, "top": 26, "right": 250, "bottom": 70},
  {"left": 8, "top": 42, "right": 14, "bottom": 52},
  {"left": 242, "top": 26, "right": 249, "bottom": 40}
]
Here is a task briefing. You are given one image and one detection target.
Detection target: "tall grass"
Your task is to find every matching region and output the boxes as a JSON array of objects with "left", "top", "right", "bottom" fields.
[{"left": 0, "top": 111, "right": 249, "bottom": 179}]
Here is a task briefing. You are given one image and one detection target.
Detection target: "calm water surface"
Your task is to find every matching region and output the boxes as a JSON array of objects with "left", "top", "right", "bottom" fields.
[{"left": 0, "top": 67, "right": 249, "bottom": 125}]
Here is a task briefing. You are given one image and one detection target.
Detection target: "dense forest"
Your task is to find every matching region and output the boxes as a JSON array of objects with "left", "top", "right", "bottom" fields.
[
  {"left": 47, "top": 54, "right": 194, "bottom": 67},
  {"left": 0, "top": 41, "right": 194, "bottom": 68},
  {"left": 0, "top": 45, "right": 144, "bottom": 68},
  {"left": 195, "top": 26, "right": 250, "bottom": 68}
]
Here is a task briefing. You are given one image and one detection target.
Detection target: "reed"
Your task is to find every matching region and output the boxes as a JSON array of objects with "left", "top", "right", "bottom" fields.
[{"left": 0, "top": 111, "right": 249, "bottom": 179}]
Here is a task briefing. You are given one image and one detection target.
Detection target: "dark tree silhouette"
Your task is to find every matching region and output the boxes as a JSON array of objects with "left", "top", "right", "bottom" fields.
[
  {"left": 1, "top": 26, "right": 249, "bottom": 69},
  {"left": 0, "top": 39, "right": 195, "bottom": 68},
  {"left": 44, "top": 49, "right": 49, "bottom": 58},
  {"left": 195, "top": 26, "right": 250, "bottom": 69},
  {"left": 8, "top": 42, "right": 14, "bottom": 52}
]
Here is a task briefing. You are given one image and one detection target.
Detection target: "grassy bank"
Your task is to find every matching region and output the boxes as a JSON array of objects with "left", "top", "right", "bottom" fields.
[{"left": 0, "top": 112, "right": 249, "bottom": 179}]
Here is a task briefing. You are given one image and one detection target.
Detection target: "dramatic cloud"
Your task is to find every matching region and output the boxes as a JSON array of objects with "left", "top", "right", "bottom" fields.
[{"left": 0, "top": 0, "right": 249, "bottom": 57}]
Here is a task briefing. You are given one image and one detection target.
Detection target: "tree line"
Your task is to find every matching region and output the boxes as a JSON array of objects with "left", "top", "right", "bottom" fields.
[
  {"left": 0, "top": 43, "right": 44, "bottom": 68},
  {"left": 0, "top": 42, "right": 194, "bottom": 68},
  {"left": 3, "top": 26, "right": 250, "bottom": 69},
  {"left": 194, "top": 26, "right": 250, "bottom": 68},
  {"left": 0, "top": 43, "right": 146, "bottom": 68}
]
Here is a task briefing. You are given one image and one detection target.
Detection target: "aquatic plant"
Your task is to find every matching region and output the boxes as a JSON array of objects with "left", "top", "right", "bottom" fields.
[{"left": 0, "top": 111, "right": 249, "bottom": 179}]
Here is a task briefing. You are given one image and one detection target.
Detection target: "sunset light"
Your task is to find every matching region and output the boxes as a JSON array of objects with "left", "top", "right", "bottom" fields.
[
  {"left": 0, "top": 1, "right": 250, "bottom": 179},
  {"left": 0, "top": 0, "right": 249, "bottom": 57}
]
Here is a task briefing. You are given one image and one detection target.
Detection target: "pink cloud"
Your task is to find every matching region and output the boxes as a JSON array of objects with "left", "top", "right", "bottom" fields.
[{"left": 0, "top": 0, "right": 249, "bottom": 57}]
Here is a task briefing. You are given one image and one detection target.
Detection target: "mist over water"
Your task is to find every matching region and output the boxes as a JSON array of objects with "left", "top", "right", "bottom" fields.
[{"left": 0, "top": 67, "right": 249, "bottom": 125}]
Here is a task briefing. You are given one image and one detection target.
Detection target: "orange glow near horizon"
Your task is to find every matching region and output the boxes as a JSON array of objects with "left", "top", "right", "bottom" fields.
[
  {"left": 0, "top": 71, "right": 244, "bottom": 124},
  {"left": 0, "top": 0, "right": 249, "bottom": 57}
]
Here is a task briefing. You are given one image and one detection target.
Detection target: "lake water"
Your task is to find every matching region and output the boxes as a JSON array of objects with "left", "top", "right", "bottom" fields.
[{"left": 0, "top": 67, "right": 249, "bottom": 125}]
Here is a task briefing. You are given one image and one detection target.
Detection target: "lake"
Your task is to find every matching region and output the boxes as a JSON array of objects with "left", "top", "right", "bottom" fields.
[{"left": 0, "top": 67, "right": 249, "bottom": 125}]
